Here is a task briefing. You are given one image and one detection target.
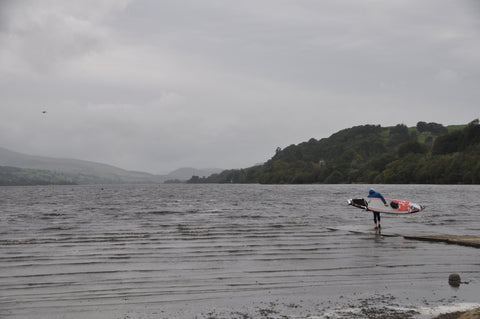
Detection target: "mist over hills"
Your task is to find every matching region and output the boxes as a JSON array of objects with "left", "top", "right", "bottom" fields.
[{"left": 0, "top": 147, "right": 222, "bottom": 185}]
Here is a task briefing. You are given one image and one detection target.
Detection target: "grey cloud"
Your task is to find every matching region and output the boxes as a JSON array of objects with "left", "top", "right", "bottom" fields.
[
  {"left": 0, "top": 0, "right": 479, "bottom": 173},
  {"left": 0, "top": 1, "right": 128, "bottom": 73}
]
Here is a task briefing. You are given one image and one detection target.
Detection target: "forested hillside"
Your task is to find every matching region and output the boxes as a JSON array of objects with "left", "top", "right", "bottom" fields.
[
  {"left": 0, "top": 146, "right": 164, "bottom": 184},
  {"left": 0, "top": 165, "right": 150, "bottom": 185},
  {"left": 190, "top": 120, "right": 480, "bottom": 184},
  {"left": 0, "top": 166, "right": 76, "bottom": 186}
]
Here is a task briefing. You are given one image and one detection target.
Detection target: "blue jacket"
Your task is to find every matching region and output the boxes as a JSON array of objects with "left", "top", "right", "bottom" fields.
[{"left": 368, "top": 189, "right": 387, "bottom": 204}]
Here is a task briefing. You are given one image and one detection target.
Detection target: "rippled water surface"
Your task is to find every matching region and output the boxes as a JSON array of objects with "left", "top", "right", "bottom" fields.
[{"left": 0, "top": 184, "right": 479, "bottom": 318}]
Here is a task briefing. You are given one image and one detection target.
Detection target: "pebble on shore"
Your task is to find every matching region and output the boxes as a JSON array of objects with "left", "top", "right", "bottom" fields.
[{"left": 448, "top": 273, "right": 462, "bottom": 287}]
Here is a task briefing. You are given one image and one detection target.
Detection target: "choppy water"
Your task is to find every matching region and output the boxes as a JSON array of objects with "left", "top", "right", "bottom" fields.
[{"left": 0, "top": 184, "right": 479, "bottom": 318}]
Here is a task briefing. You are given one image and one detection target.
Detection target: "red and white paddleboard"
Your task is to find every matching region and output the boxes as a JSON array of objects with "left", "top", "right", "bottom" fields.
[{"left": 347, "top": 197, "right": 425, "bottom": 214}]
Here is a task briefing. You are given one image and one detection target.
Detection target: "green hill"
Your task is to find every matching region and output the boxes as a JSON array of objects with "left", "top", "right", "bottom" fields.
[
  {"left": 0, "top": 147, "right": 165, "bottom": 185},
  {"left": 191, "top": 120, "right": 480, "bottom": 184},
  {"left": 0, "top": 147, "right": 223, "bottom": 186},
  {"left": 0, "top": 166, "right": 76, "bottom": 186}
]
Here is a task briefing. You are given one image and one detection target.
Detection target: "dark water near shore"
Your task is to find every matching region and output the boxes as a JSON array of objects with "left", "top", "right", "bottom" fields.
[{"left": 0, "top": 184, "right": 479, "bottom": 318}]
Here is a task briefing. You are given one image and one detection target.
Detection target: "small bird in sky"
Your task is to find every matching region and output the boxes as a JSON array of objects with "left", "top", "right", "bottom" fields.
[{"left": 42, "top": 110, "right": 47, "bottom": 114}]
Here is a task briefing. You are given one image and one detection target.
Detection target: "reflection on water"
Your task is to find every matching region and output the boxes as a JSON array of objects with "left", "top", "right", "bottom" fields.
[{"left": 0, "top": 184, "right": 479, "bottom": 318}]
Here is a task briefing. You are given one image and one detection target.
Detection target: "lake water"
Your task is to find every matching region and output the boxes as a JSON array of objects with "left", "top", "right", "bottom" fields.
[{"left": 0, "top": 184, "right": 479, "bottom": 318}]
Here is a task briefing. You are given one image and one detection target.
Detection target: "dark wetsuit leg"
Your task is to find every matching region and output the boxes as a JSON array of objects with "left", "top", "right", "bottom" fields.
[{"left": 373, "top": 212, "right": 380, "bottom": 224}]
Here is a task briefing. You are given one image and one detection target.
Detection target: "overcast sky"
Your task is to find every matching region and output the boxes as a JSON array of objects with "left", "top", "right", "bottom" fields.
[{"left": 1, "top": 0, "right": 479, "bottom": 174}]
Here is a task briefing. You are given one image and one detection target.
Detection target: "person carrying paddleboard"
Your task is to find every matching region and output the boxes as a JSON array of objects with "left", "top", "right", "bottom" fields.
[{"left": 368, "top": 189, "right": 388, "bottom": 229}]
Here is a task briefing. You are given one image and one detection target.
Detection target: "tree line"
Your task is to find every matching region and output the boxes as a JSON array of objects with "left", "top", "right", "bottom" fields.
[{"left": 189, "top": 120, "right": 480, "bottom": 184}]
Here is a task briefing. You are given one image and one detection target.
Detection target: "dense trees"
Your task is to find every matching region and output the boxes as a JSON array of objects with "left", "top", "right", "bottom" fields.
[
  {"left": 190, "top": 120, "right": 480, "bottom": 184},
  {"left": 416, "top": 121, "right": 449, "bottom": 135},
  {"left": 432, "top": 120, "right": 480, "bottom": 155}
]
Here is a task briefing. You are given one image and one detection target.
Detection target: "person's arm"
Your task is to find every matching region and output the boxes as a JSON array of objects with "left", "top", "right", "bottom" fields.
[{"left": 379, "top": 193, "right": 388, "bottom": 206}]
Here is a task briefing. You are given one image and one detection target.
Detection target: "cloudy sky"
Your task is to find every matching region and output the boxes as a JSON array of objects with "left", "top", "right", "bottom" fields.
[{"left": 1, "top": 0, "right": 479, "bottom": 174}]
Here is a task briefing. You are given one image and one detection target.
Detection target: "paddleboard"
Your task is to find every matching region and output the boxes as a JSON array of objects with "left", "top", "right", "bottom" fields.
[{"left": 347, "top": 197, "right": 425, "bottom": 214}]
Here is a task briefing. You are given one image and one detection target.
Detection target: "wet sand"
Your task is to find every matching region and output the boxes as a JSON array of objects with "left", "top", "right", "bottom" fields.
[
  {"left": 404, "top": 235, "right": 480, "bottom": 248},
  {"left": 174, "top": 298, "right": 480, "bottom": 319},
  {"left": 401, "top": 235, "right": 480, "bottom": 319},
  {"left": 365, "top": 234, "right": 480, "bottom": 319}
]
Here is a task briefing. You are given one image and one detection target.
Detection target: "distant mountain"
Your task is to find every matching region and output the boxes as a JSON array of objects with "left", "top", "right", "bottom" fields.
[
  {"left": 0, "top": 147, "right": 225, "bottom": 185},
  {"left": 0, "top": 147, "right": 163, "bottom": 184}
]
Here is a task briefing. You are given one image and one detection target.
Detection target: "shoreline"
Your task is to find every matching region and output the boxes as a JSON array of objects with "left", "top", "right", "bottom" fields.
[
  {"left": 433, "top": 308, "right": 480, "bottom": 319},
  {"left": 403, "top": 235, "right": 480, "bottom": 249},
  {"left": 404, "top": 235, "right": 480, "bottom": 318}
]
